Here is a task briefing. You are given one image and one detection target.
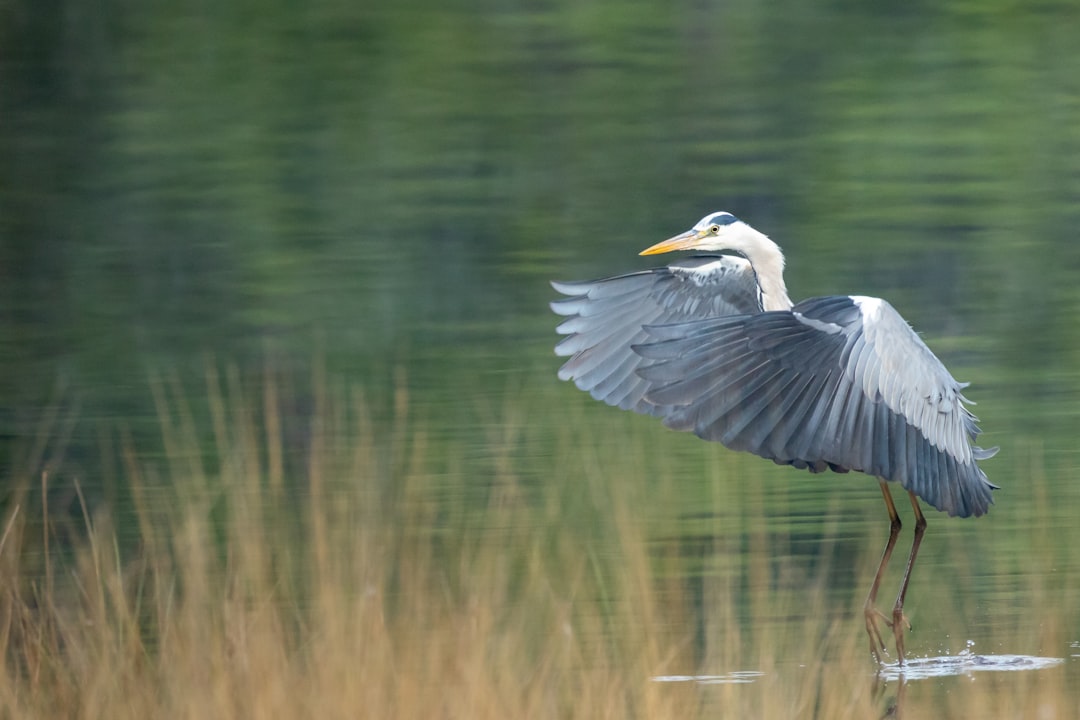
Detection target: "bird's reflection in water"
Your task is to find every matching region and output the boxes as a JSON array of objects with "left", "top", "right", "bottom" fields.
[{"left": 872, "top": 672, "right": 906, "bottom": 719}]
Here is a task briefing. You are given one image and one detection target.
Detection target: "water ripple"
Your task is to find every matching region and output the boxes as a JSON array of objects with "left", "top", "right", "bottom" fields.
[{"left": 652, "top": 671, "right": 766, "bottom": 685}]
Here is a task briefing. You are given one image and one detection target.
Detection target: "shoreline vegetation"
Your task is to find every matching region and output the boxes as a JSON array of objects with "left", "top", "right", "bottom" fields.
[{"left": 0, "top": 369, "right": 1071, "bottom": 718}]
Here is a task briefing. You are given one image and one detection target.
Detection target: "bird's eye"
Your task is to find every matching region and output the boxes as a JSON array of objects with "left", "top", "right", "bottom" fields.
[{"left": 709, "top": 225, "right": 721, "bottom": 234}]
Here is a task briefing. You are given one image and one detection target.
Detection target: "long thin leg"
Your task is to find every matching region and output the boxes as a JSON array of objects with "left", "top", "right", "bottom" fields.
[
  {"left": 865, "top": 480, "right": 902, "bottom": 662},
  {"left": 891, "top": 491, "right": 927, "bottom": 664}
]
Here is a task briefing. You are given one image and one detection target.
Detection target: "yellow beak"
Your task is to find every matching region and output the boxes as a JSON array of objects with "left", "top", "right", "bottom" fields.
[{"left": 639, "top": 229, "right": 705, "bottom": 256}]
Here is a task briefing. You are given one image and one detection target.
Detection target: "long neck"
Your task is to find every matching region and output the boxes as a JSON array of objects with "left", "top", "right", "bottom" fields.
[{"left": 743, "top": 231, "right": 792, "bottom": 312}]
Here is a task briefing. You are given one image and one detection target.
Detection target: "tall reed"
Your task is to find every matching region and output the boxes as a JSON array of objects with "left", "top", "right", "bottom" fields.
[{"left": 0, "top": 368, "right": 1073, "bottom": 718}]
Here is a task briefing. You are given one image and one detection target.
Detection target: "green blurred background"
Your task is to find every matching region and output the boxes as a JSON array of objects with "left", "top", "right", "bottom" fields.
[
  {"left": 6, "top": 0, "right": 1080, "bottom": 422},
  {"left": 3, "top": 0, "right": 1080, "bottom": 670}
]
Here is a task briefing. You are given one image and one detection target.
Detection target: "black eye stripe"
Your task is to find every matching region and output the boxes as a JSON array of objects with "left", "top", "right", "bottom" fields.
[{"left": 707, "top": 212, "right": 737, "bottom": 226}]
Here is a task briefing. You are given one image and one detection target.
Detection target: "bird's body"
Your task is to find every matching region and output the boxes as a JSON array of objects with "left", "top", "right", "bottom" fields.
[{"left": 551, "top": 211, "right": 997, "bottom": 664}]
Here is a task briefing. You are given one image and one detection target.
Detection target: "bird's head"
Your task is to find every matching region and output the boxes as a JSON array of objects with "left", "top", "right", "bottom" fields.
[{"left": 640, "top": 212, "right": 762, "bottom": 256}]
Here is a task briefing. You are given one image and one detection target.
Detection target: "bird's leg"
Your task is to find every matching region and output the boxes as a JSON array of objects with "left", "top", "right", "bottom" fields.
[
  {"left": 865, "top": 480, "right": 902, "bottom": 663},
  {"left": 890, "top": 492, "right": 927, "bottom": 665}
]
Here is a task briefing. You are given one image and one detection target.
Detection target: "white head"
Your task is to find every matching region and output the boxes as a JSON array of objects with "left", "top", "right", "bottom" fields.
[
  {"left": 639, "top": 212, "right": 773, "bottom": 257},
  {"left": 640, "top": 212, "right": 791, "bottom": 311}
]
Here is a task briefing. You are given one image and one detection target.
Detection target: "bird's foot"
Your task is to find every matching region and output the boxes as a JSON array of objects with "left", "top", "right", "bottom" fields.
[
  {"left": 865, "top": 606, "right": 911, "bottom": 664},
  {"left": 891, "top": 607, "right": 911, "bottom": 664},
  {"left": 864, "top": 606, "right": 890, "bottom": 662}
]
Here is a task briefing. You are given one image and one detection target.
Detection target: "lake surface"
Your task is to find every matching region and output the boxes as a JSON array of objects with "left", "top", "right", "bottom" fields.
[{"left": 4, "top": 1, "right": 1080, "bottom": 716}]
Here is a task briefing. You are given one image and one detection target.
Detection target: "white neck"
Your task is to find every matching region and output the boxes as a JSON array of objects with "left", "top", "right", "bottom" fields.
[{"left": 738, "top": 227, "right": 792, "bottom": 312}]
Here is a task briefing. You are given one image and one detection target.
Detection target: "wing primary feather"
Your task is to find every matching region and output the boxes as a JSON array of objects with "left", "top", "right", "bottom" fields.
[
  {"left": 551, "top": 272, "right": 651, "bottom": 300},
  {"left": 683, "top": 362, "right": 788, "bottom": 441},
  {"left": 585, "top": 345, "right": 647, "bottom": 403},
  {"left": 850, "top": 389, "right": 875, "bottom": 474},
  {"left": 644, "top": 348, "right": 760, "bottom": 407},
  {"left": 717, "top": 368, "right": 802, "bottom": 450},
  {"left": 877, "top": 399, "right": 897, "bottom": 480},
  {"left": 937, "top": 447, "right": 956, "bottom": 515},
  {"left": 757, "top": 372, "right": 822, "bottom": 458},
  {"left": 788, "top": 371, "right": 841, "bottom": 461}
]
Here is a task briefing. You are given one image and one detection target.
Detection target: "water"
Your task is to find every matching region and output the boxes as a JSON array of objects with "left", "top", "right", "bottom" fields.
[
  {"left": 4, "top": 1, "right": 1080, "bottom": 715},
  {"left": 654, "top": 653, "right": 1067, "bottom": 685}
]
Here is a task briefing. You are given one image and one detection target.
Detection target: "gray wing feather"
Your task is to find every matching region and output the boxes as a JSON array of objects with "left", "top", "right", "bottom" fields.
[
  {"left": 552, "top": 256, "right": 761, "bottom": 415},
  {"left": 634, "top": 295, "right": 997, "bottom": 517}
]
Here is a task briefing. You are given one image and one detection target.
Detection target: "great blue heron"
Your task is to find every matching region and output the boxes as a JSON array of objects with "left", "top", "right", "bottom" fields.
[{"left": 550, "top": 211, "right": 998, "bottom": 664}]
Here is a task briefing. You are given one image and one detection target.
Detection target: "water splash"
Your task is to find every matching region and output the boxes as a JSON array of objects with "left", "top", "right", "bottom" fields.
[{"left": 876, "top": 642, "right": 1064, "bottom": 682}]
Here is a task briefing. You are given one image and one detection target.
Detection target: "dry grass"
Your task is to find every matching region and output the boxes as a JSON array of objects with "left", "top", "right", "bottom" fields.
[{"left": 0, "top": 370, "right": 1075, "bottom": 719}]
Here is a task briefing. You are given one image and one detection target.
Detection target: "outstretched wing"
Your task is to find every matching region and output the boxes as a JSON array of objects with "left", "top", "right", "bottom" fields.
[
  {"left": 635, "top": 295, "right": 998, "bottom": 517},
  {"left": 552, "top": 255, "right": 762, "bottom": 415}
]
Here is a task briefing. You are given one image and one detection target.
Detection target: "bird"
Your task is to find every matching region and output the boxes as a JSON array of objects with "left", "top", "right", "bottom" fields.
[{"left": 550, "top": 211, "right": 998, "bottom": 665}]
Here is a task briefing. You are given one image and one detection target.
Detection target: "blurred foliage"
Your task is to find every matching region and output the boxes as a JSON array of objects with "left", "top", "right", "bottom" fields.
[{"left": 1, "top": 368, "right": 1073, "bottom": 717}]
